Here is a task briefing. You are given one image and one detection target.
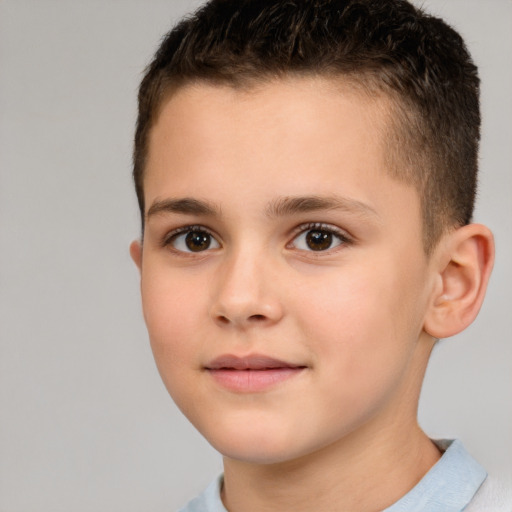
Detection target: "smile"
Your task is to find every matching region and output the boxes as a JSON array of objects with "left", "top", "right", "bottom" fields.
[{"left": 205, "top": 354, "right": 307, "bottom": 393}]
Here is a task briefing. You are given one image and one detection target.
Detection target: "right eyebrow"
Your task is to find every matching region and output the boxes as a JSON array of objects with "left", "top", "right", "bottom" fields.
[
  {"left": 265, "top": 194, "right": 379, "bottom": 220},
  {"left": 146, "top": 198, "right": 220, "bottom": 219}
]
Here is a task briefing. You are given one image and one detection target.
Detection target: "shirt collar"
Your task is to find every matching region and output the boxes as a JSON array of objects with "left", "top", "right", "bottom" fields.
[
  {"left": 383, "top": 439, "right": 487, "bottom": 512},
  {"left": 201, "top": 439, "right": 486, "bottom": 512}
]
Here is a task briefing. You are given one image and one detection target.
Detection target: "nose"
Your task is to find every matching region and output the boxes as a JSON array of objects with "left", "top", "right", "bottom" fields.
[{"left": 210, "top": 249, "right": 284, "bottom": 329}]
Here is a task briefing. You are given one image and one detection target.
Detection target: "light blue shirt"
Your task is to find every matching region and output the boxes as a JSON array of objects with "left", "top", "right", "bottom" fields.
[{"left": 178, "top": 439, "right": 487, "bottom": 512}]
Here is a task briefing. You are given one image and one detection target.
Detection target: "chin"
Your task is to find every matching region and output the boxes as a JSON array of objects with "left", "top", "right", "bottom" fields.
[
  {"left": 200, "top": 420, "right": 323, "bottom": 466},
  {"left": 215, "top": 440, "right": 301, "bottom": 465}
]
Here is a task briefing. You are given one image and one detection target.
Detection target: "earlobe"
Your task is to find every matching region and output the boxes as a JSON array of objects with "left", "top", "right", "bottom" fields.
[
  {"left": 130, "top": 240, "right": 143, "bottom": 271},
  {"left": 423, "top": 224, "right": 494, "bottom": 339}
]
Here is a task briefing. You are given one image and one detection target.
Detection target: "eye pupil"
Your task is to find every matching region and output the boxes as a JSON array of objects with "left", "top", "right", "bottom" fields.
[
  {"left": 306, "top": 230, "right": 333, "bottom": 251},
  {"left": 185, "top": 231, "right": 211, "bottom": 252}
]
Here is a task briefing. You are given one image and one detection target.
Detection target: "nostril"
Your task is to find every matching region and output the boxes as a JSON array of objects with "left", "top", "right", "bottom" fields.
[
  {"left": 217, "top": 315, "right": 230, "bottom": 324},
  {"left": 249, "top": 314, "right": 266, "bottom": 321}
]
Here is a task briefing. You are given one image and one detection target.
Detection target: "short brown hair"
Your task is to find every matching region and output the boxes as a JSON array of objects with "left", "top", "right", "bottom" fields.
[{"left": 133, "top": 0, "right": 480, "bottom": 253}]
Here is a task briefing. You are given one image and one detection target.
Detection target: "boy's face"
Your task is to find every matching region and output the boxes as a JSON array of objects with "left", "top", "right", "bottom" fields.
[{"left": 133, "top": 77, "right": 437, "bottom": 464}]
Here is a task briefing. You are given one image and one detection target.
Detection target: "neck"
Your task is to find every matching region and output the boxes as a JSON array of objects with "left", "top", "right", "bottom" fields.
[{"left": 222, "top": 421, "right": 441, "bottom": 512}]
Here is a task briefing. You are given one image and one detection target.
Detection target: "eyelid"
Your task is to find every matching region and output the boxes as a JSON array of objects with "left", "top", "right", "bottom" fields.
[
  {"left": 160, "top": 222, "right": 352, "bottom": 254},
  {"left": 162, "top": 224, "right": 221, "bottom": 251},
  {"left": 287, "top": 222, "right": 353, "bottom": 250}
]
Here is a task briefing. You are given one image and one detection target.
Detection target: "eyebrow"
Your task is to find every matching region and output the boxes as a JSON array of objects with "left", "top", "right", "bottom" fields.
[
  {"left": 265, "top": 195, "right": 379, "bottom": 219},
  {"left": 146, "top": 198, "right": 220, "bottom": 219},
  {"left": 146, "top": 194, "right": 378, "bottom": 221}
]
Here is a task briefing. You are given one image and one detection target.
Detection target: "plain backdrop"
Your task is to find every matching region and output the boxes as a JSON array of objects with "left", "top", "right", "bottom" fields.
[{"left": 0, "top": 1, "right": 511, "bottom": 510}]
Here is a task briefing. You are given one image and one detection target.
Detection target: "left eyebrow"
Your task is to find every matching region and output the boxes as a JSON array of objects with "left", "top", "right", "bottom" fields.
[
  {"left": 265, "top": 195, "right": 379, "bottom": 219},
  {"left": 146, "top": 197, "right": 220, "bottom": 220}
]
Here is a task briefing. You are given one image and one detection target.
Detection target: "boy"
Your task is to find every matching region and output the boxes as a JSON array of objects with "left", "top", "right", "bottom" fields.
[{"left": 129, "top": 0, "right": 506, "bottom": 510}]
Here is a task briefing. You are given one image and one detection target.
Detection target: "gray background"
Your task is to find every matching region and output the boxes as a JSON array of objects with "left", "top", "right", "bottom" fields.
[{"left": 0, "top": 1, "right": 510, "bottom": 510}]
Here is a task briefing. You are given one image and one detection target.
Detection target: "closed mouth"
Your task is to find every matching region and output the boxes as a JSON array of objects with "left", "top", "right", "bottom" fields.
[
  {"left": 204, "top": 354, "right": 307, "bottom": 392},
  {"left": 205, "top": 354, "right": 307, "bottom": 371}
]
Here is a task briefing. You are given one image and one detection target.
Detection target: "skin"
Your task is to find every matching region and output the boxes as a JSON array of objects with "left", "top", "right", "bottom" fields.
[{"left": 131, "top": 76, "right": 494, "bottom": 511}]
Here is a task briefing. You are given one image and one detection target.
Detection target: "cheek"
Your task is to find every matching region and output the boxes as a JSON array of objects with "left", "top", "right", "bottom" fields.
[
  {"left": 141, "top": 260, "right": 208, "bottom": 331},
  {"left": 140, "top": 269, "right": 207, "bottom": 386},
  {"left": 297, "top": 261, "right": 423, "bottom": 381},
  {"left": 290, "top": 272, "right": 418, "bottom": 437}
]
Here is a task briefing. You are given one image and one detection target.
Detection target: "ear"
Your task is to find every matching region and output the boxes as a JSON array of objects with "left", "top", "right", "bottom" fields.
[
  {"left": 423, "top": 224, "right": 494, "bottom": 339},
  {"left": 130, "top": 240, "right": 143, "bottom": 271}
]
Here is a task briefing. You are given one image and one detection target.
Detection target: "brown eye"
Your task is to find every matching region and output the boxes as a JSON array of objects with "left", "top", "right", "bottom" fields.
[
  {"left": 168, "top": 227, "right": 221, "bottom": 253},
  {"left": 291, "top": 225, "right": 347, "bottom": 252},
  {"left": 305, "top": 230, "right": 333, "bottom": 251},
  {"left": 185, "top": 231, "right": 212, "bottom": 252}
]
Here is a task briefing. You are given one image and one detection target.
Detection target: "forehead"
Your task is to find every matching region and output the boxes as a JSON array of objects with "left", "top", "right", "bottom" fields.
[
  {"left": 147, "top": 77, "right": 392, "bottom": 180},
  {"left": 152, "top": 76, "right": 391, "bottom": 140},
  {"left": 144, "top": 77, "right": 419, "bottom": 230}
]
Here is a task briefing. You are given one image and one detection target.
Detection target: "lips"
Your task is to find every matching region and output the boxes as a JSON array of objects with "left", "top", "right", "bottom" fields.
[
  {"left": 205, "top": 354, "right": 307, "bottom": 392},
  {"left": 206, "top": 354, "right": 304, "bottom": 371}
]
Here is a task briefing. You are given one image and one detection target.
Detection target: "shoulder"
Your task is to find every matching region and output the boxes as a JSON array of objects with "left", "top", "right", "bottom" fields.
[
  {"left": 177, "top": 475, "right": 226, "bottom": 512},
  {"left": 464, "top": 473, "right": 512, "bottom": 512}
]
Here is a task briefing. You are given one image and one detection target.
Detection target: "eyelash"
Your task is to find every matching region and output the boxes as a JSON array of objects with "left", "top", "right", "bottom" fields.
[
  {"left": 162, "top": 225, "right": 220, "bottom": 251},
  {"left": 161, "top": 222, "right": 352, "bottom": 254},
  {"left": 288, "top": 222, "right": 352, "bottom": 252}
]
